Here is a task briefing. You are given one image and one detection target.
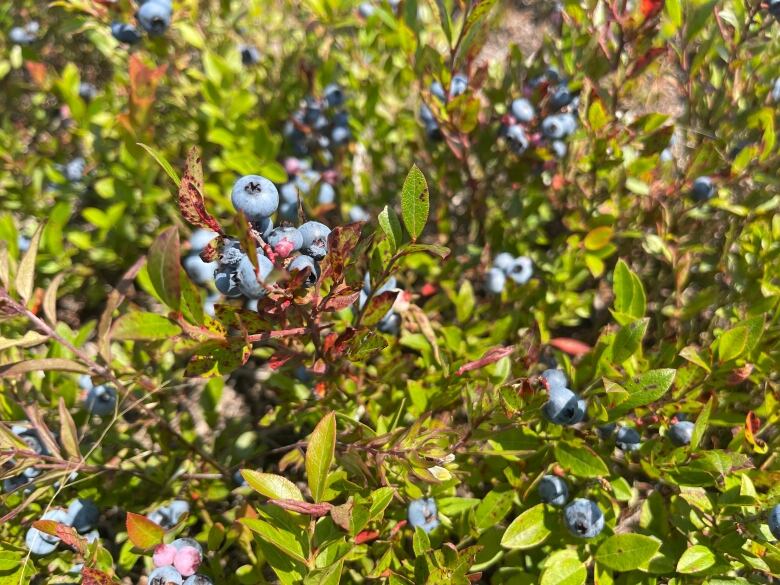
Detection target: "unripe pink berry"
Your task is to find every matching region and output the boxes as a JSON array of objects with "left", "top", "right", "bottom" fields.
[
  {"left": 153, "top": 543, "right": 176, "bottom": 567},
  {"left": 173, "top": 546, "right": 202, "bottom": 576}
]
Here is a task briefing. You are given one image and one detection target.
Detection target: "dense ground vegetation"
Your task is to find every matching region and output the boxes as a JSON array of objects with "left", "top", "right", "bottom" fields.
[{"left": 1, "top": 0, "right": 780, "bottom": 583}]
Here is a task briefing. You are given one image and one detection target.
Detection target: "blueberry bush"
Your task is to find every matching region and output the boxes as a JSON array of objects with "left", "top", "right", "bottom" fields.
[{"left": 1, "top": 0, "right": 780, "bottom": 583}]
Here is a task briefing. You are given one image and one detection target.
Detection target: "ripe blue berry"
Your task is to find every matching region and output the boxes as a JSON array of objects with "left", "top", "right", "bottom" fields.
[
  {"left": 148, "top": 566, "right": 184, "bottom": 585},
  {"left": 538, "top": 475, "right": 568, "bottom": 507},
  {"left": 84, "top": 384, "right": 117, "bottom": 416},
  {"left": 485, "top": 267, "right": 506, "bottom": 294},
  {"left": 231, "top": 175, "right": 279, "bottom": 220},
  {"left": 541, "top": 369, "right": 567, "bottom": 391},
  {"left": 184, "top": 576, "right": 213, "bottom": 585},
  {"left": 189, "top": 229, "right": 217, "bottom": 253},
  {"left": 449, "top": 74, "right": 468, "bottom": 99},
  {"left": 378, "top": 311, "right": 401, "bottom": 334},
  {"left": 541, "top": 115, "right": 567, "bottom": 139},
  {"left": 324, "top": 84, "right": 345, "bottom": 108},
  {"left": 237, "top": 253, "right": 275, "bottom": 299},
  {"left": 299, "top": 221, "right": 331, "bottom": 260},
  {"left": 331, "top": 125, "right": 351, "bottom": 146},
  {"left": 616, "top": 426, "right": 641, "bottom": 451},
  {"left": 407, "top": 498, "right": 439, "bottom": 533},
  {"left": 493, "top": 253, "right": 515, "bottom": 273},
  {"left": 67, "top": 498, "right": 99, "bottom": 533},
  {"left": 430, "top": 81, "right": 446, "bottom": 101},
  {"left": 64, "top": 157, "right": 86, "bottom": 182},
  {"left": 769, "top": 504, "right": 780, "bottom": 539},
  {"left": 543, "top": 387, "right": 586, "bottom": 425},
  {"left": 240, "top": 45, "right": 260, "bottom": 65},
  {"left": 26, "top": 508, "right": 71, "bottom": 555},
  {"left": 148, "top": 500, "right": 190, "bottom": 529},
  {"left": 183, "top": 255, "right": 217, "bottom": 286},
  {"left": 349, "top": 205, "right": 371, "bottom": 223},
  {"left": 111, "top": 22, "right": 142, "bottom": 44},
  {"left": 564, "top": 498, "right": 604, "bottom": 538},
  {"left": 136, "top": 0, "right": 172, "bottom": 36},
  {"left": 510, "top": 98, "right": 535, "bottom": 123},
  {"left": 215, "top": 263, "right": 242, "bottom": 298},
  {"left": 549, "top": 85, "right": 574, "bottom": 110},
  {"left": 317, "top": 182, "right": 336, "bottom": 205},
  {"left": 551, "top": 140, "right": 567, "bottom": 158},
  {"left": 288, "top": 255, "right": 320, "bottom": 287},
  {"left": 691, "top": 176, "right": 715, "bottom": 202},
  {"left": 668, "top": 420, "right": 695, "bottom": 446},
  {"left": 505, "top": 124, "right": 529, "bottom": 154},
  {"left": 506, "top": 256, "right": 533, "bottom": 284}
]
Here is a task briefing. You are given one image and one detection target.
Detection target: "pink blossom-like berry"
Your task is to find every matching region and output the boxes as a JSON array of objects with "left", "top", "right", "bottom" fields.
[
  {"left": 153, "top": 543, "right": 177, "bottom": 567},
  {"left": 274, "top": 239, "right": 295, "bottom": 258},
  {"left": 173, "top": 546, "right": 202, "bottom": 577}
]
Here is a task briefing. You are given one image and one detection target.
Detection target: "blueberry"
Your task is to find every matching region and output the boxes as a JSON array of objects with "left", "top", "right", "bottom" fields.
[
  {"left": 78, "top": 374, "right": 94, "bottom": 390},
  {"left": 543, "top": 387, "right": 586, "bottom": 425},
  {"left": 668, "top": 420, "right": 695, "bottom": 446},
  {"left": 493, "top": 253, "right": 515, "bottom": 273},
  {"left": 67, "top": 499, "right": 99, "bottom": 533},
  {"left": 317, "top": 183, "right": 336, "bottom": 205},
  {"left": 323, "top": 83, "right": 345, "bottom": 108},
  {"left": 551, "top": 140, "right": 567, "bottom": 158},
  {"left": 616, "top": 426, "right": 641, "bottom": 451},
  {"left": 279, "top": 182, "right": 299, "bottom": 205},
  {"left": 3, "top": 475, "right": 29, "bottom": 493},
  {"left": 183, "top": 255, "right": 217, "bottom": 286},
  {"left": 559, "top": 112, "right": 578, "bottom": 135},
  {"left": 148, "top": 500, "right": 189, "bottom": 529},
  {"left": 78, "top": 82, "right": 97, "bottom": 102},
  {"left": 240, "top": 44, "right": 260, "bottom": 65},
  {"left": 510, "top": 98, "right": 535, "bottom": 123},
  {"left": 298, "top": 221, "right": 331, "bottom": 260},
  {"left": 148, "top": 566, "right": 184, "bottom": 585},
  {"left": 597, "top": 422, "right": 617, "bottom": 439},
  {"left": 691, "top": 176, "right": 715, "bottom": 202},
  {"left": 564, "top": 498, "right": 604, "bottom": 538},
  {"left": 549, "top": 85, "right": 574, "bottom": 110},
  {"left": 136, "top": 0, "right": 172, "bottom": 36},
  {"left": 407, "top": 498, "right": 439, "bottom": 533},
  {"left": 772, "top": 78, "right": 780, "bottom": 102},
  {"left": 267, "top": 227, "right": 303, "bottom": 257},
  {"left": 358, "top": 3, "right": 376, "bottom": 17},
  {"left": 541, "top": 115, "right": 566, "bottom": 139},
  {"left": 9, "top": 26, "right": 36, "bottom": 45},
  {"left": 331, "top": 125, "right": 351, "bottom": 146},
  {"left": 425, "top": 121, "right": 443, "bottom": 141},
  {"left": 168, "top": 501, "right": 191, "bottom": 524},
  {"left": 84, "top": 384, "right": 117, "bottom": 417},
  {"left": 204, "top": 292, "right": 219, "bottom": 316},
  {"left": 237, "top": 253, "right": 275, "bottom": 299},
  {"left": 485, "top": 267, "right": 506, "bottom": 294},
  {"left": 278, "top": 201, "right": 298, "bottom": 222},
  {"left": 541, "top": 369, "right": 568, "bottom": 391},
  {"left": 505, "top": 125, "right": 529, "bottom": 155},
  {"left": 378, "top": 311, "right": 401, "bottom": 334},
  {"left": 449, "top": 74, "right": 468, "bottom": 99},
  {"left": 111, "top": 22, "right": 142, "bottom": 44},
  {"left": 506, "top": 256, "right": 533, "bottom": 284},
  {"left": 215, "top": 263, "right": 242, "bottom": 298},
  {"left": 769, "top": 505, "right": 780, "bottom": 539},
  {"left": 430, "top": 81, "right": 446, "bottom": 102},
  {"left": 538, "top": 475, "right": 568, "bottom": 507},
  {"left": 302, "top": 97, "right": 322, "bottom": 124},
  {"left": 288, "top": 255, "right": 320, "bottom": 287},
  {"left": 17, "top": 235, "right": 30, "bottom": 253},
  {"left": 295, "top": 170, "right": 321, "bottom": 196},
  {"left": 13, "top": 427, "right": 46, "bottom": 455},
  {"left": 64, "top": 157, "right": 86, "bottom": 182},
  {"left": 420, "top": 103, "right": 435, "bottom": 125},
  {"left": 189, "top": 229, "right": 217, "bottom": 253},
  {"left": 231, "top": 175, "right": 279, "bottom": 220},
  {"left": 171, "top": 537, "right": 203, "bottom": 554},
  {"left": 183, "top": 576, "right": 213, "bottom": 585},
  {"left": 545, "top": 67, "right": 563, "bottom": 84},
  {"left": 349, "top": 205, "right": 371, "bottom": 222}
]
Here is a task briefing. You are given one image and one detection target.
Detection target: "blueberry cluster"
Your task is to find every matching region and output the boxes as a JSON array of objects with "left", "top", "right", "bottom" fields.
[
  {"left": 598, "top": 414, "right": 695, "bottom": 450},
  {"left": 26, "top": 499, "right": 100, "bottom": 555},
  {"left": 537, "top": 476, "right": 604, "bottom": 538},
  {"left": 277, "top": 159, "right": 339, "bottom": 222},
  {"left": 358, "top": 275, "right": 401, "bottom": 334},
  {"left": 3, "top": 426, "right": 48, "bottom": 493},
  {"left": 111, "top": 0, "right": 172, "bottom": 45},
  {"left": 79, "top": 375, "right": 118, "bottom": 416},
  {"left": 541, "top": 369, "right": 586, "bottom": 425},
  {"left": 419, "top": 74, "right": 469, "bottom": 140},
  {"left": 283, "top": 84, "right": 350, "bottom": 160},
  {"left": 407, "top": 498, "right": 439, "bottom": 534},
  {"left": 500, "top": 69, "right": 578, "bottom": 159},
  {"left": 9, "top": 20, "right": 39, "bottom": 45},
  {"left": 149, "top": 538, "right": 212, "bottom": 584},
  {"left": 206, "top": 175, "right": 330, "bottom": 302},
  {"left": 485, "top": 252, "right": 533, "bottom": 294}
]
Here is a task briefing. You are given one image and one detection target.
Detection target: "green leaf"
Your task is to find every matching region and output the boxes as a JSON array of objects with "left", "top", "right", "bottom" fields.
[
  {"left": 500, "top": 504, "right": 551, "bottom": 550},
  {"left": 612, "top": 259, "right": 646, "bottom": 322},
  {"left": 554, "top": 441, "right": 609, "bottom": 478},
  {"left": 679, "top": 346, "right": 711, "bottom": 372},
  {"left": 595, "top": 534, "right": 661, "bottom": 571},
  {"left": 716, "top": 326, "right": 748, "bottom": 363},
  {"left": 400, "top": 164, "right": 429, "bottom": 242},
  {"left": 147, "top": 226, "right": 181, "bottom": 311},
  {"left": 690, "top": 397, "right": 713, "bottom": 451},
  {"left": 378, "top": 205, "right": 403, "bottom": 253},
  {"left": 456, "top": 280, "right": 475, "bottom": 323},
  {"left": 58, "top": 397, "right": 81, "bottom": 461},
  {"left": 676, "top": 544, "right": 716, "bottom": 573},
  {"left": 413, "top": 526, "right": 431, "bottom": 556},
  {"left": 613, "top": 318, "right": 648, "bottom": 363},
  {"left": 111, "top": 312, "right": 182, "bottom": 341},
  {"left": 306, "top": 412, "right": 336, "bottom": 502},
  {"left": 540, "top": 556, "right": 587, "bottom": 585},
  {"left": 241, "top": 470, "right": 304, "bottom": 501},
  {"left": 242, "top": 515, "right": 308, "bottom": 565},
  {"left": 14, "top": 223, "right": 44, "bottom": 305},
  {"left": 588, "top": 100, "right": 608, "bottom": 132},
  {"left": 137, "top": 142, "right": 181, "bottom": 187},
  {"left": 369, "top": 487, "right": 396, "bottom": 521},
  {"left": 614, "top": 369, "right": 676, "bottom": 413},
  {"left": 125, "top": 512, "right": 164, "bottom": 550},
  {"left": 473, "top": 489, "right": 514, "bottom": 531},
  {"left": 665, "top": 0, "right": 682, "bottom": 28},
  {"left": 361, "top": 290, "right": 399, "bottom": 327}
]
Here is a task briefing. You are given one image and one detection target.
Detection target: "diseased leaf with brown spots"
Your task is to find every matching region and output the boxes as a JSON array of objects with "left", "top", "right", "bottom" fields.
[
  {"left": 320, "top": 223, "right": 364, "bottom": 281},
  {"left": 320, "top": 285, "right": 360, "bottom": 312},
  {"left": 361, "top": 290, "right": 399, "bottom": 327},
  {"left": 186, "top": 339, "right": 252, "bottom": 378},
  {"left": 82, "top": 567, "right": 117, "bottom": 585},
  {"left": 178, "top": 147, "right": 222, "bottom": 233}
]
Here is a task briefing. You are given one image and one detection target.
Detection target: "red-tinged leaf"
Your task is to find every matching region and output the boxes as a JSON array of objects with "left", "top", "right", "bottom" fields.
[
  {"left": 745, "top": 411, "right": 767, "bottom": 453},
  {"left": 467, "top": 573, "right": 483, "bottom": 582},
  {"left": 640, "top": 0, "right": 664, "bottom": 18},
  {"left": 320, "top": 223, "right": 364, "bottom": 280},
  {"left": 33, "top": 520, "right": 87, "bottom": 553},
  {"left": 361, "top": 290, "right": 399, "bottom": 327},
  {"left": 321, "top": 287, "right": 361, "bottom": 312},
  {"left": 199, "top": 237, "right": 222, "bottom": 263},
  {"left": 268, "top": 353, "right": 294, "bottom": 370},
  {"left": 267, "top": 499, "right": 333, "bottom": 517},
  {"left": 390, "top": 519, "right": 408, "bottom": 537},
  {"left": 0, "top": 358, "right": 89, "bottom": 378},
  {"left": 628, "top": 47, "right": 665, "bottom": 78},
  {"left": 32, "top": 519, "right": 58, "bottom": 536},
  {"left": 421, "top": 283, "right": 438, "bottom": 296},
  {"left": 126, "top": 512, "right": 164, "bottom": 550},
  {"left": 127, "top": 54, "right": 167, "bottom": 125},
  {"left": 148, "top": 227, "right": 181, "bottom": 311},
  {"left": 456, "top": 346, "right": 515, "bottom": 376},
  {"left": 82, "top": 567, "right": 117, "bottom": 585},
  {"left": 549, "top": 337, "right": 591, "bottom": 356},
  {"left": 727, "top": 363, "right": 753, "bottom": 385},
  {"left": 25, "top": 61, "right": 47, "bottom": 87},
  {"left": 355, "top": 530, "right": 380, "bottom": 544},
  {"left": 178, "top": 147, "right": 223, "bottom": 234}
]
